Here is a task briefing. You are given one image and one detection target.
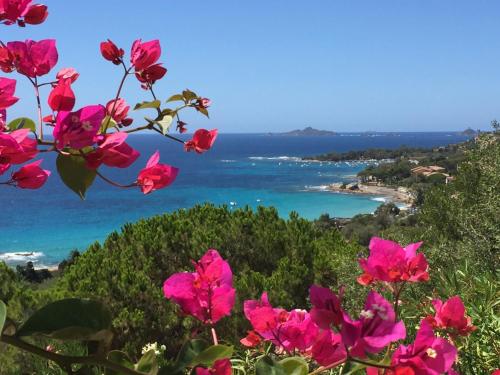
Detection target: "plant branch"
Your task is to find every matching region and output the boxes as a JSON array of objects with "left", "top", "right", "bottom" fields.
[
  {"left": 29, "top": 76, "right": 44, "bottom": 140},
  {"left": 350, "top": 357, "right": 392, "bottom": 369},
  {"left": 150, "top": 125, "right": 185, "bottom": 144},
  {"left": 124, "top": 124, "right": 153, "bottom": 134},
  {"left": 95, "top": 169, "right": 137, "bottom": 189},
  {"left": 36, "top": 81, "right": 58, "bottom": 87},
  {"left": 211, "top": 327, "right": 219, "bottom": 346},
  {"left": 394, "top": 281, "right": 406, "bottom": 322},
  {"left": 0, "top": 334, "right": 143, "bottom": 375},
  {"left": 103, "top": 66, "right": 132, "bottom": 133}
]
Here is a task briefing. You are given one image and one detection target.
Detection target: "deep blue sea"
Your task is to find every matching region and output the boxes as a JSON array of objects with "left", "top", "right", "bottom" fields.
[{"left": 0, "top": 132, "right": 470, "bottom": 267}]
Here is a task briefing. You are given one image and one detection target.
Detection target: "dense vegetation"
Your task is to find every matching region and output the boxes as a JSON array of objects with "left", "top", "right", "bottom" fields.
[
  {"left": 304, "top": 143, "right": 465, "bottom": 163},
  {"left": 357, "top": 143, "right": 467, "bottom": 184},
  {"left": 381, "top": 133, "right": 500, "bottom": 372},
  {"left": 58, "top": 205, "right": 362, "bottom": 357},
  {"left": 1, "top": 133, "right": 498, "bottom": 374}
]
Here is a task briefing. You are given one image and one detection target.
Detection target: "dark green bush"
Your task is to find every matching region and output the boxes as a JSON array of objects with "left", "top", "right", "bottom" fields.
[
  {"left": 59, "top": 205, "right": 361, "bottom": 357},
  {"left": 381, "top": 133, "right": 500, "bottom": 374}
]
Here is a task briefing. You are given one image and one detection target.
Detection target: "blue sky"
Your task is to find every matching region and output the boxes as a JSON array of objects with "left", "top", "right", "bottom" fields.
[{"left": 3, "top": 0, "right": 500, "bottom": 132}]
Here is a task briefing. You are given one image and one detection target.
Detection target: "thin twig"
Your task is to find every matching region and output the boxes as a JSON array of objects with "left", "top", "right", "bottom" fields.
[
  {"left": 103, "top": 66, "right": 132, "bottom": 133},
  {"left": 95, "top": 169, "right": 136, "bottom": 189}
]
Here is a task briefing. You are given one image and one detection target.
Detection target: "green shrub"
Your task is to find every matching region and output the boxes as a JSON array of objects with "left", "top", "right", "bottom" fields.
[
  {"left": 0, "top": 262, "right": 70, "bottom": 374},
  {"left": 435, "top": 262, "right": 499, "bottom": 373},
  {"left": 59, "top": 205, "right": 361, "bottom": 357}
]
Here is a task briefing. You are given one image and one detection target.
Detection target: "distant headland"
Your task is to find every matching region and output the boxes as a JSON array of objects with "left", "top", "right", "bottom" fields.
[
  {"left": 461, "top": 127, "right": 479, "bottom": 136},
  {"left": 266, "top": 127, "right": 480, "bottom": 136},
  {"left": 268, "top": 127, "right": 337, "bottom": 136}
]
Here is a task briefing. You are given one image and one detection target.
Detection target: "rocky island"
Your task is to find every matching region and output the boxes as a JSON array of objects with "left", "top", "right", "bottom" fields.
[{"left": 269, "top": 126, "right": 337, "bottom": 136}]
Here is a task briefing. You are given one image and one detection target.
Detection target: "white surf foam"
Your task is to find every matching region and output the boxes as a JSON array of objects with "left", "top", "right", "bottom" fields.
[
  {"left": 304, "top": 185, "right": 330, "bottom": 192},
  {"left": 0, "top": 251, "right": 45, "bottom": 263},
  {"left": 371, "top": 197, "right": 387, "bottom": 203}
]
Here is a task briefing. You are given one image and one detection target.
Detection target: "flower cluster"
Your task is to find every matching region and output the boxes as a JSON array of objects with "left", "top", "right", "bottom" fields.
[
  {"left": 0, "top": 0, "right": 48, "bottom": 27},
  {"left": 141, "top": 342, "right": 167, "bottom": 356},
  {"left": 164, "top": 249, "right": 236, "bottom": 324},
  {"left": 163, "top": 238, "right": 475, "bottom": 375},
  {"left": 1, "top": 4, "right": 218, "bottom": 197}
]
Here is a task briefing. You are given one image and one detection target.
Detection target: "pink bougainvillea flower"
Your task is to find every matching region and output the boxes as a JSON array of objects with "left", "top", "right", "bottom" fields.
[
  {"left": 0, "top": 0, "right": 31, "bottom": 24},
  {"left": 279, "top": 309, "right": 319, "bottom": 352},
  {"left": 311, "top": 329, "right": 347, "bottom": 367},
  {"left": 341, "top": 291, "right": 406, "bottom": 358},
  {"left": 243, "top": 292, "right": 287, "bottom": 343},
  {"left": 0, "top": 129, "right": 38, "bottom": 174},
  {"left": 136, "top": 151, "right": 179, "bottom": 194},
  {"left": 7, "top": 39, "right": 58, "bottom": 77},
  {"left": 176, "top": 120, "right": 187, "bottom": 134},
  {"left": 240, "top": 330, "right": 262, "bottom": 347},
  {"left": 358, "top": 237, "right": 429, "bottom": 285},
  {"left": 163, "top": 249, "right": 235, "bottom": 324},
  {"left": 135, "top": 63, "right": 167, "bottom": 87},
  {"left": 195, "top": 358, "right": 232, "bottom": 375},
  {"left": 130, "top": 39, "right": 161, "bottom": 71},
  {"left": 196, "top": 97, "right": 211, "bottom": 110},
  {"left": 0, "top": 109, "right": 6, "bottom": 132},
  {"left": 0, "top": 77, "right": 19, "bottom": 109},
  {"left": 85, "top": 132, "right": 139, "bottom": 169},
  {"left": 106, "top": 98, "right": 131, "bottom": 124},
  {"left": 100, "top": 39, "right": 124, "bottom": 65},
  {"left": 0, "top": 45, "right": 15, "bottom": 73},
  {"left": 11, "top": 159, "right": 49, "bottom": 188},
  {"left": 184, "top": 129, "right": 218, "bottom": 154},
  {"left": 42, "top": 114, "right": 55, "bottom": 125},
  {"left": 309, "top": 285, "right": 344, "bottom": 329},
  {"left": 391, "top": 320, "right": 457, "bottom": 375},
  {"left": 22, "top": 3, "right": 48, "bottom": 25},
  {"left": 0, "top": 1, "right": 48, "bottom": 25},
  {"left": 56, "top": 67, "right": 79, "bottom": 83},
  {"left": 425, "top": 296, "right": 475, "bottom": 336},
  {"left": 48, "top": 79, "right": 75, "bottom": 112},
  {"left": 243, "top": 293, "right": 318, "bottom": 353},
  {"left": 53, "top": 105, "right": 105, "bottom": 149}
]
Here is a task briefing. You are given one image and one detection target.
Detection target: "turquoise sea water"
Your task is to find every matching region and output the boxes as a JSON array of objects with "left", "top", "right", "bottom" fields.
[{"left": 0, "top": 132, "right": 470, "bottom": 267}]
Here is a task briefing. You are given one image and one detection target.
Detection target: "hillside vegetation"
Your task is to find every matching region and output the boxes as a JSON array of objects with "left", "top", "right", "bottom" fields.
[{"left": 0, "top": 133, "right": 498, "bottom": 374}]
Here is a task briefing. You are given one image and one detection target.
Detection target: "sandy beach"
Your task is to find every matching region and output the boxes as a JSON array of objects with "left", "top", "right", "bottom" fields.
[{"left": 327, "top": 183, "right": 413, "bottom": 206}]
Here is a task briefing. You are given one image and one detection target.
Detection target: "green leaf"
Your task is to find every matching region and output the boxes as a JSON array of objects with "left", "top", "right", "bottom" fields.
[
  {"left": 279, "top": 357, "right": 309, "bottom": 375},
  {"left": 197, "top": 107, "right": 209, "bottom": 118},
  {"left": 100, "top": 116, "right": 117, "bottom": 133},
  {"left": 161, "top": 108, "right": 176, "bottom": 116},
  {"left": 105, "top": 351, "right": 134, "bottom": 375},
  {"left": 0, "top": 300, "right": 6, "bottom": 334},
  {"left": 341, "top": 362, "right": 367, "bottom": 375},
  {"left": 166, "top": 94, "right": 185, "bottom": 103},
  {"left": 159, "top": 339, "right": 209, "bottom": 375},
  {"left": 155, "top": 115, "right": 173, "bottom": 135},
  {"left": 134, "top": 100, "right": 161, "bottom": 110},
  {"left": 182, "top": 89, "right": 197, "bottom": 102},
  {"left": 56, "top": 154, "right": 97, "bottom": 199},
  {"left": 16, "top": 298, "right": 112, "bottom": 341},
  {"left": 189, "top": 344, "right": 233, "bottom": 367},
  {"left": 135, "top": 350, "right": 159, "bottom": 375},
  {"left": 256, "top": 356, "right": 286, "bottom": 375},
  {"left": 7, "top": 117, "right": 36, "bottom": 132}
]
